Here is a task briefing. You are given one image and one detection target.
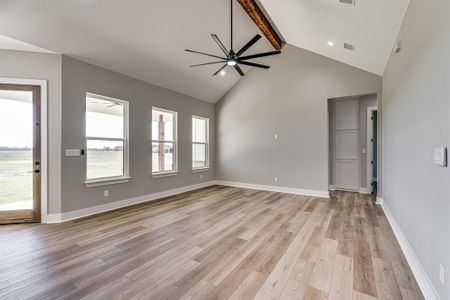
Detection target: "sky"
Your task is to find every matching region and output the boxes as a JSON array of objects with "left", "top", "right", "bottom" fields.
[{"left": 0, "top": 99, "right": 32, "bottom": 148}]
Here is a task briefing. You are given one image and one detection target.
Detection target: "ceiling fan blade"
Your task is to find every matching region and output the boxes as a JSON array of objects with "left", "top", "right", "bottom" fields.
[
  {"left": 234, "top": 64, "right": 245, "bottom": 76},
  {"left": 238, "top": 50, "right": 281, "bottom": 61},
  {"left": 238, "top": 61, "right": 270, "bottom": 69},
  {"left": 185, "top": 49, "right": 226, "bottom": 60},
  {"left": 213, "top": 64, "right": 228, "bottom": 76},
  {"left": 190, "top": 61, "right": 226, "bottom": 67},
  {"left": 236, "top": 34, "right": 262, "bottom": 57},
  {"left": 211, "top": 34, "right": 229, "bottom": 57}
]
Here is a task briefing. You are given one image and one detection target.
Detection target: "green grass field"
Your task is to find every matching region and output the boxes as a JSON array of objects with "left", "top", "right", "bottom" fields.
[
  {"left": 0, "top": 150, "right": 33, "bottom": 205},
  {"left": 0, "top": 149, "right": 178, "bottom": 206}
]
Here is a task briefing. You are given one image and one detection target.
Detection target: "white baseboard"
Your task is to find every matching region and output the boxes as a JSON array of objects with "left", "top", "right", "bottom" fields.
[
  {"left": 359, "top": 187, "right": 371, "bottom": 194},
  {"left": 45, "top": 181, "right": 216, "bottom": 224},
  {"left": 45, "top": 180, "right": 328, "bottom": 224},
  {"left": 376, "top": 196, "right": 383, "bottom": 205},
  {"left": 380, "top": 200, "right": 440, "bottom": 300},
  {"left": 215, "top": 180, "right": 329, "bottom": 198},
  {"left": 329, "top": 185, "right": 336, "bottom": 191}
]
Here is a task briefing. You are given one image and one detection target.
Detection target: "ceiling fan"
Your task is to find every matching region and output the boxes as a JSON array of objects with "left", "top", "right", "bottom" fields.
[{"left": 185, "top": 0, "right": 281, "bottom": 76}]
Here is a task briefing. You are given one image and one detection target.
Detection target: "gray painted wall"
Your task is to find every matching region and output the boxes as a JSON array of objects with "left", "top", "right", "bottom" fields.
[
  {"left": 382, "top": 0, "right": 450, "bottom": 298},
  {"left": 215, "top": 44, "right": 381, "bottom": 193},
  {"left": 61, "top": 56, "right": 214, "bottom": 213},
  {"left": 0, "top": 50, "right": 62, "bottom": 214}
]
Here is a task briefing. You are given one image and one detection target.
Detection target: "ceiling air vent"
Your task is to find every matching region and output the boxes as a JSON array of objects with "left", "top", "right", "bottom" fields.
[
  {"left": 343, "top": 43, "right": 355, "bottom": 51},
  {"left": 340, "top": 0, "right": 355, "bottom": 5}
]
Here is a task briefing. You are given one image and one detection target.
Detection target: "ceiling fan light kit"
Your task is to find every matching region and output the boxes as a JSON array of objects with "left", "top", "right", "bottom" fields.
[{"left": 185, "top": 0, "right": 281, "bottom": 76}]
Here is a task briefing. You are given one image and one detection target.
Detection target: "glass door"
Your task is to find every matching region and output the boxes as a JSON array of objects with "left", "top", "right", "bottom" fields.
[{"left": 0, "top": 84, "right": 41, "bottom": 223}]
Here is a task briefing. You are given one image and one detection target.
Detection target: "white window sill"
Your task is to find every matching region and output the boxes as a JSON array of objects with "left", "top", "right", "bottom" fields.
[
  {"left": 152, "top": 171, "right": 179, "bottom": 178},
  {"left": 192, "top": 167, "right": 210, "bottom": 173},
  {"left": 85, "top": 176, "right": 131, "bottom": 188}
]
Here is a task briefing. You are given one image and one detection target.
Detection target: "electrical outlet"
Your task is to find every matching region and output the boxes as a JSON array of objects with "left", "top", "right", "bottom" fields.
[
  {"left": 104, "top": 190, "right": 109, "bottom": 197},
  {"left": 274, "top": 134, "right": 279, "bottom": 140},
  {"left": 439, "top": 263, "right": 445, "bottom": 285},
  {"left": 199, "top": 174, "right": 203, "bottom": 180},
  {"left": 274, "top": 177, "right": 279, "bottom": 183}
]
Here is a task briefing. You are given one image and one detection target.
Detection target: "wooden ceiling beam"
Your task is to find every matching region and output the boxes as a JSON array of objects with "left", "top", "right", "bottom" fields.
[{"left": 237, "top": 0, "right": 283, "bottom": 50}]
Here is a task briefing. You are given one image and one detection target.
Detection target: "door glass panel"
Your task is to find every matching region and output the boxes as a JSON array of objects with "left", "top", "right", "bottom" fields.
[{"left": 0, "top": 90, "right": 33, "bottom": 211}]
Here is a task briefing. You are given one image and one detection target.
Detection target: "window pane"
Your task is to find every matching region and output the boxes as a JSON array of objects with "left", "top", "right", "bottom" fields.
[
  {"left": 87, "top": 140, "right": 124, "bottom": 179},
  {"left": 192, "top": 143, "right": 207, "bottom": 168},
  {"left": 152, "top": 109, "right": 174, "bottom": 141},
  {"left": 152, "top": 142, "right": 175, "bottom": 173},
  {"left": 192, "top": 117, "right": 206, "bottom": 143},
  {"left": 87, "top": 96, "right": 123, "bottom": 138}
]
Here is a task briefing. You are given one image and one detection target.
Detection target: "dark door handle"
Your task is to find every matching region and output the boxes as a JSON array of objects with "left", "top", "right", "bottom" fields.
[{"left": 34, "top": 169, "right": 40, "bottom": 174}]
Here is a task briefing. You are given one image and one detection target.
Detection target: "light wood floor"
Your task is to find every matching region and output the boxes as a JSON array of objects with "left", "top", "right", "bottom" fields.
[{"left": 0, "top": 186, "right": 423, "bottom": 300}]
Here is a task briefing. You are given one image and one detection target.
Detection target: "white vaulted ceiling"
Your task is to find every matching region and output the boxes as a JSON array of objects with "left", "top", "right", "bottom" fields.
[
  {"left": 0, "top": 0, "right": 272, "bottom": 103},
  {"left": 0, "top": 0, "right": 409, "bottom": 102},
  {"left": 260, "top": 0, "right": 410, "bottom": 75},
  {"left": 0, "top": 34, "right": 54, "bottom": 54}
]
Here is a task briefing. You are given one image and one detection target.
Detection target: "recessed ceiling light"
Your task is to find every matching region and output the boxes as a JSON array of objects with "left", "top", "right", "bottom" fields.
[
  {"left": 220, "top": 70, "right": 226, "bottom": 76},
  {"left": 327, "top": 41, "right": 335, "bottom": 47},
  {"left": 227, "top": 60, "right": 237, "bottom": 66}
]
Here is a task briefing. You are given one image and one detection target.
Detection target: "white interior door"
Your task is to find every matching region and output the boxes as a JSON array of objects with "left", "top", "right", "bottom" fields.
[{"left": 334, "top": 99, "right": 360, "bottom": 191}]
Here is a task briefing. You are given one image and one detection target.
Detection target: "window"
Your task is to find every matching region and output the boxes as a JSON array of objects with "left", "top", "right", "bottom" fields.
[
  {"left": 85, "top": 93, "right": 129, "bottom": 184},
  {"left": 152, "top": 107, "right": 177, "bottom": 175},
  {"left": 192, "top": 116, "right": 209, "bottom": 170}
]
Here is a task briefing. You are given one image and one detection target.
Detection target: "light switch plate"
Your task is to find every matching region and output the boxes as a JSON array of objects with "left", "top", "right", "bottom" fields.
[
  {"left": 66, "top": 149, "right": 81, "bottom": 157},
  {"left": 434, "top": 147, "right": 447, "bottom": 167}
]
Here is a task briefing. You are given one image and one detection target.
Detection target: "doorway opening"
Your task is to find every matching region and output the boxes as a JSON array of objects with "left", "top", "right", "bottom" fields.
[
  {"left": 0, "top": 84, "right": 41, "bottom": 224},
  {"left": 328, "top": 94, "right": 378, "bottom": 195},
  {"left": 367, "top": 107, "right": 378, "bottom": 194}
]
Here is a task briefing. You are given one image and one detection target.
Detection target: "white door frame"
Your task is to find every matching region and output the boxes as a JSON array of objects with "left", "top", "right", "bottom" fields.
[
  {"left": 367, "top": 106, "right": 378, "bottom": 194},
  {"left": 0, "top": 77, "right": 48, "bottom": 223}
]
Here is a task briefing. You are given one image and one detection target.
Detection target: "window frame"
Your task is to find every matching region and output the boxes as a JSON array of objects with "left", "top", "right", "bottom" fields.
[
  {"left": 85, "top": 92, "right": 130, "bottom": 187},
  {"left": 151, "top": 107, "right": 178, "bottom": 177},
  {"left": 192, "top": 115, "right": 210, "bottom": 171}
]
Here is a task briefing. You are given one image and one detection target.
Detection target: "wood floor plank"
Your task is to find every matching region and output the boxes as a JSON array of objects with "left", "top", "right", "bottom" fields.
[
  {"left": 372, "top": 257, "right": 403, "bottom": 300},
  {"left": 0, "top": 187, "right": 423, "bottom": 300},
  {"left": 278, "top": 259, "right": 315, "bottom": 299},
  {"left": 328, "top": 255, "right": 353, "bottom": 300},
  {"left": 353, "top": 240, "right": 378, "bottom": 298}
]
